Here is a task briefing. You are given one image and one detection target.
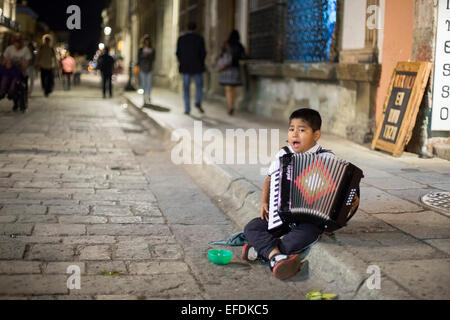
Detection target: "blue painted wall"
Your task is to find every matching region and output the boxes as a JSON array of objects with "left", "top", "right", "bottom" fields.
[{"left": 285, "top": 0, "right": 337, "bottom": 62}]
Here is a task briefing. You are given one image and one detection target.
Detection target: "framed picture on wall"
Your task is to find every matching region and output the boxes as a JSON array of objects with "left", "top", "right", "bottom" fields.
[{"left": 372, "top": 62, "right": 432, "bottom": 157}]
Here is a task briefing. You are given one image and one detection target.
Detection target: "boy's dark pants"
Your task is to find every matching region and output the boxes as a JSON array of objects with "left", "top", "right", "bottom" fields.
[{"left": 244, "top": 218, "right": 323, "bottom": 260}]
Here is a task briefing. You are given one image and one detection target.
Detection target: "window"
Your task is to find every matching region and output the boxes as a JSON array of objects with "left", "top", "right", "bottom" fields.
[
  {"left": 285, "top": 0, "right": 337, "bottom": 62},
  {"left": 248, "top": 0, "right": 285, "bottom": 61},
  {"left": 249, "top": 0, "right": 338, "bottom": 62}
]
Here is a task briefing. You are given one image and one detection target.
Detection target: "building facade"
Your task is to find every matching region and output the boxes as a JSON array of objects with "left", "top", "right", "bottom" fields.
[
  {"left": 103, "top": 0, "right": 449, "bottom": 159},
  {"left": 0, "top": 0, "right": 19, "bottom": 53},
  {"left": 15, "top": 1, "right": 38, "bottom": 43}
]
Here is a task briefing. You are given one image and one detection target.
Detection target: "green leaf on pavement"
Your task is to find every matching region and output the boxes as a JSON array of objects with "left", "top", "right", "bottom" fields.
[
  {"left": 102, "top": 270, "right": 122, "bottom": 276},
  {"left": 306, "top": 289, "right": 322, "bottom": 300},
  {"left": 306, "top": 290, "right": 338, "bottom": 300}
]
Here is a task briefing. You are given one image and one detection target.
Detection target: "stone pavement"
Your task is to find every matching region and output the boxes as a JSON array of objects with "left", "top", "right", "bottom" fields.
[
  {"left": 124, "top": 85, "right": 450, "bottom": 300},
  {"left": 0, "top": 75, "right": 345, "bottom": 300}
]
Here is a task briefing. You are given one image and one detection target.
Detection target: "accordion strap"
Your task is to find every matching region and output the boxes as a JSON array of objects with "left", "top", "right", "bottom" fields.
[
  {"left": 345, "top": 187, "right": 360, "bottom": 222},
  {"left": 282, "top": 146, "right": 334, "bottom": 155},
  {"left": 317, "top": 148, "right": 334, "bottom": 155},
  {"left": 282, "top": 146, "right": 292, "bottom": 154}
]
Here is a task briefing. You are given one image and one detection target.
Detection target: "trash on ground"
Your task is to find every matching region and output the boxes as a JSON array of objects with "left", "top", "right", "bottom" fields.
[
  {"left": 102, "top": 270, "right": 122, "bottom": 276},
  {"left": 208, "top": 232, "right": 247, "bottom": 247},
  {"left": 306, "top": 289, "right": 338, "bottom": 300}
]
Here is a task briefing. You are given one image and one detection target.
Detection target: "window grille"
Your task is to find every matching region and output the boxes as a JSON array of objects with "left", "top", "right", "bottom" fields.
[{"left": 248, "top": 0, "right": 286, "bottom": 61}]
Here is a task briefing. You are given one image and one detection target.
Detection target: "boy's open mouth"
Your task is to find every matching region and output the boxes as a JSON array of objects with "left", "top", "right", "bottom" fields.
[{"left": 293, "top": 141, "right": 300, "bottom": 148}]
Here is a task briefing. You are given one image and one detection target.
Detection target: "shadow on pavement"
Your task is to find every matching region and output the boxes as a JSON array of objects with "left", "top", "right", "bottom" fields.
[{"left": 143, "top": 104, "right": 171, "bottom": 112}]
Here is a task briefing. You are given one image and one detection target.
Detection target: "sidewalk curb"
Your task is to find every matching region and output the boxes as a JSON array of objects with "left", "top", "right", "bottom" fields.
[{"left": 123, "top": 94, "right": 415, "bottom": 300}]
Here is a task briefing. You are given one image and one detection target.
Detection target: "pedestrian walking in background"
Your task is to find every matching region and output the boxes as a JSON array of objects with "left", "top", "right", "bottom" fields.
[
  {"left": 35, "top": 35, "right": 57, "bottom": 97},
  {"left": 176, "top": 22, "right": 206, "bottom": 115},
  {"left": 0, "top": 35, "right": 31, "bottom": 111},
  {"left": 1, "top": 35, "right": 31, "bottom": 94},
  {"left": 0, "top": 59, "right": 21, "bottom": 100},
  {"left": 97, "top": 46, "right": 115, "bottom": 98},
  {"left": 61, "top": 51, "right": 75, "bottom": 91},
  {"left": 217, "top": 30, "right": 246, "bottom": 116},
  {"left": 137, "top": 34, "right": 156, "bottom": 107}
]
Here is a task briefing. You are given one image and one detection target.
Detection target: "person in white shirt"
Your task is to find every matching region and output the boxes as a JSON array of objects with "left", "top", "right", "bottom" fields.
[
  {"left": 3, "top": 35, "right": 31, "bottom": 72},
  {"left": 0, "top": 35, "right": 31, "bottom": 106}
]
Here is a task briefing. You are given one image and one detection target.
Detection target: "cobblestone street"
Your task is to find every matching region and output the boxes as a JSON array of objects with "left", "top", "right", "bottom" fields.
[{"left": 0, "top": 80, "right": 339, "bottom": 300}]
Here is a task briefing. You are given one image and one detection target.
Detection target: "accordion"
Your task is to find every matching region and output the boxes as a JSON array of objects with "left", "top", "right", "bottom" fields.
[{"left": 271, "top": 153, "right": 364, "bottom": 232}]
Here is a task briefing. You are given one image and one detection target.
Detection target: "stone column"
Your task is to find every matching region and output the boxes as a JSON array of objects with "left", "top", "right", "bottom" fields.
[
  {"left": 169, "top": 0, "right": 180, "bottom": 90},
  {"left": 236, "top": 0, "right": 249, "bottom": 48},
  {"left": 153, "top": 0, "right": 178, "bottom": 88},
  {"left": 205, "top": 0, "right": 222, "bottom": 98}
]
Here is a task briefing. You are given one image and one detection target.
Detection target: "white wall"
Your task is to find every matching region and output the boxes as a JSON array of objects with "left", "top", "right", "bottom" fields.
[
  {"left": 341, "top": 0, "right": 385, "bottom": 62},
  {"left": 341, "top": 0, "right": 366, "bottom": 50}
]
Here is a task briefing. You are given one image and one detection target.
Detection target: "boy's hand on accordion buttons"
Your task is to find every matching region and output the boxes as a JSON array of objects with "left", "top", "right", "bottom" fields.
[
  {"left": 351, "top": 195, "right": 360, "bottom": 213},
  {"left": 260, "top": 203, "right": 269, "bottom": 221}
]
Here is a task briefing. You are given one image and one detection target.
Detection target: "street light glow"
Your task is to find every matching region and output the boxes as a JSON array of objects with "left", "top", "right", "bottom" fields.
[
  {"left": 99, "top": 43, "right": 105, "bottom": 50},
  {"left": 104, "top": 26, "right": 112, "bottom": 36}
]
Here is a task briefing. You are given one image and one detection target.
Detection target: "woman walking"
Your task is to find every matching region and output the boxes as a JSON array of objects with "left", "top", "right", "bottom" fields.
[
  {"left": 137, "top": 35, "right": 156, "bottom": 106},
  {"left": 217, "top": 30, "right": 246, "bottom": 116},
  {"left": 61, "top": 51, "right": 75, "bottom": 91}
]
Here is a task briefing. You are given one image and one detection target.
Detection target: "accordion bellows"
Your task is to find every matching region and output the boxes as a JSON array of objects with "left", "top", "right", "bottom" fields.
[{"left": 274, "top": 153, "right": 364, "bottom": 232}]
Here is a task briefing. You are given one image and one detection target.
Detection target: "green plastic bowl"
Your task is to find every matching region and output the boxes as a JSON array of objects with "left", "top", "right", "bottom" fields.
[{"left": 208, "top": 249, "right": 233, "bottom": 265}]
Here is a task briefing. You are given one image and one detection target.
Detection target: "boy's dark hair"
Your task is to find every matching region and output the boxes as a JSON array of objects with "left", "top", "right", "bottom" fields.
[
  {"left": 188, "top": 22, "right": 197, "bottom": 31},
  {"left": 289, "top": 108, "right": 322, "bottom": 132}
]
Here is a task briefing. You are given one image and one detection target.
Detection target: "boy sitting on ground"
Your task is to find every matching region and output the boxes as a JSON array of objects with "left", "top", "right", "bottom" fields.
[{"left": 242, "top": 108, "right": 359, "bottom": 280}]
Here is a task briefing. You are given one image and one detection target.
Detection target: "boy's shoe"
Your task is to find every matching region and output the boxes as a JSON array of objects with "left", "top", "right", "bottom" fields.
[
  {"left": 242, "top": 243, "right": 259, "bottom": 262},
  {"left": 270, "top": 254, "right": 302, "bottom": 280}
]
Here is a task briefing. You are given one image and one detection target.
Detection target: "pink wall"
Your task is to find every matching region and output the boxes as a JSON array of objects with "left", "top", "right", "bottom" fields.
[{"left": 375, "top": 0, "right": 415, "bottom": 125}]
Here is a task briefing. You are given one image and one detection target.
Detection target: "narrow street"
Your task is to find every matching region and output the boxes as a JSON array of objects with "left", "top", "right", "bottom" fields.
[
  {"left": 0, "top": 78, "right": 339, "bottom": 300},
  {"left": 0, "top": 0, "right": 447, "bottom": 307}
]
